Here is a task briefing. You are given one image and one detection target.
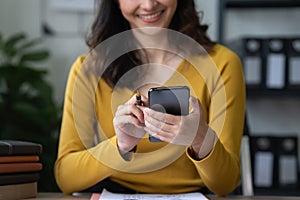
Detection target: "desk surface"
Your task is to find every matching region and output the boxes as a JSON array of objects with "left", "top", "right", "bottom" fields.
[{"left": 30, "top": 193, "right": 300, "bottom": 200}]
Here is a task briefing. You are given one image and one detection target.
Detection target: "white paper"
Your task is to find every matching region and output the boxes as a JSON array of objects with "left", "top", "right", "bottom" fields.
[
  {"left": 266, "top": 54, "right": 286, "bottom": 89},
  {"left": 99, "top": 189, "right": 208, "bottom": 200},
  {"left": 244, "top": 57, "right": 262, "bottom": 84},
  {"left": 254, "top": 152, "right": 274, "bottom": 187}
]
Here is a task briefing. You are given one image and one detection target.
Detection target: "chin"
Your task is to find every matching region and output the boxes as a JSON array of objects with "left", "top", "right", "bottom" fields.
[{"left": 132, "top": 26, "right": 168, "bottom": 37}]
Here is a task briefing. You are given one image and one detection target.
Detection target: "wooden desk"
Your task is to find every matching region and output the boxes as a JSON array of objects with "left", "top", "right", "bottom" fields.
[
  {"left": 30, "top": 193, "right": 300, "bottom": 200},
  {"left": 29, "top": 193, "right": 90, "bottom": 199}
]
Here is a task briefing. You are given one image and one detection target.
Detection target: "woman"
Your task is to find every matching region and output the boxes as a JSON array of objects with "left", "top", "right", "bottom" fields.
[{"left": 54, "top": 0, "right": 245, "bottom": 196}]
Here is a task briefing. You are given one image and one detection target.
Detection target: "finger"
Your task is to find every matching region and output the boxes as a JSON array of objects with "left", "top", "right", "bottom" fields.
[
  {"left": 144, "top": 127, "right": 163, "bottom": 140},
  {"left": 144, "top": 114, "right": 175, "bottom": 134},
  {"left": 116, "top": 104, "right": 144, "bottom": 124},
  {"left": 114, "top": 115, "right": 144, "bottom": 129},
  {"left": 143, "top": 108, "right": 178, "bottom": 125},
  {"left": 131, "top": 105, "right": 145, "bottom": 124},
  {"left": 144, "top": 127, "right": 171, "bottom": 142},
  {"left": 127, "top": 94, "right": 139, "bottom": 105},
  {"left": 115, "top": 104, "right": 133, "bottom": 116},
  {"left": 141, "top": 94, "right": 148, "bottom": 107}
]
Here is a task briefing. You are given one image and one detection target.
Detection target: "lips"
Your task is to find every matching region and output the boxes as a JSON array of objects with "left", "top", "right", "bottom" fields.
[{"left": 138, "top": 11, "right": 164, "bottom": 23}]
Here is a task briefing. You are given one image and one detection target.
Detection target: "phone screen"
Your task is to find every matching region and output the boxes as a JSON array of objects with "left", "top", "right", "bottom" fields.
[{"left": 148, "top": 86, "right": 190, "bottom": 142}]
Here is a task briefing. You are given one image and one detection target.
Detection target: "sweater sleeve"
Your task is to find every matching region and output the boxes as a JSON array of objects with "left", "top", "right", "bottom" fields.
[
  {"left": 187, "top": 46, "right": 246, "bottom": 196},
  {"left": 54, "top": 56, "right": 132, "bottom": 194}
]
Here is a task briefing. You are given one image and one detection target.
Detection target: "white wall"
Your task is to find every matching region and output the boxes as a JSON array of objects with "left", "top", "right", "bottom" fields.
[
  {"left": 0, "top": 0, "right": 91, "bottom": 105},
  {"left": 225, "top": 8, "right": 300, "bottom": 41},
  {"left": 0, "top": 0, "right": 40, "bottom": 37},
  {"left": 1, "top": 0, "right": 300, "bottom": 135},
  {"left": 196, "top": 0, "right": 218, "bottom": 41}
]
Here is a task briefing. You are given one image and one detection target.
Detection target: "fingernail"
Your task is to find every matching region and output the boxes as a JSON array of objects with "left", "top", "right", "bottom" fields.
[{"left": 143, "top": 108, "right": 150, "bottom": 115}]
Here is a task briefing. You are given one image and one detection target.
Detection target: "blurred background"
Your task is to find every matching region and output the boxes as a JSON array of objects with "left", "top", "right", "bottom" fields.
[{"left": 0, "top": 0, "right": 300, "bottom": 195}]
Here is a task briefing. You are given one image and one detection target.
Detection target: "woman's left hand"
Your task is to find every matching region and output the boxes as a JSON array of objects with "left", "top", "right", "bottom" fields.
[{"left": 143, "top": 96, "right": 209, "bottom": 147}]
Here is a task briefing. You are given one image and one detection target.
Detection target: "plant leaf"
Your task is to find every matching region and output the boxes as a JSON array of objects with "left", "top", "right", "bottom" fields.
[
  {"left": 0, "top": 31, "right": 60, "bottom": 193},
  {"left": 19, "top": 50, "right": 50, "bottom": 63},
  {"left": 3, "top": 32, "right": 26, "bottom": 58},
  {"left": 0, "top": 33, "right": 4, "bottom": 51},
  {"left": 18, "top": 38, "right": 43, "bottom": 51}
]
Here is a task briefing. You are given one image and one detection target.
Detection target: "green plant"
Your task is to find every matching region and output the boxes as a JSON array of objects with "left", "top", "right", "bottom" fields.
[{"left": 0, "top": 32, "right": 61, "bottom": 191}]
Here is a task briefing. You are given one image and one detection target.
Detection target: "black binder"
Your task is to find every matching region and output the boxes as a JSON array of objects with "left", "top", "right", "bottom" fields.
[
  {"left": 250, "top": 135, "right": 299, "bottom": 195},
  {"left": 242, "top": 38, "right": 266, "bottom": 89},
  {"left": 0, "top": 140, "right": 42, "bottom": 156},
  {"left": 287, "top": 38, "right": 300, "bottom": 88}
]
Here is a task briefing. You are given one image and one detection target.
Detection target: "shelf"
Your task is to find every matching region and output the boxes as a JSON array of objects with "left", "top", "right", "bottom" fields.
[
  {"left": 218, "top": 0, "right": 300, "bottom": 44},
  {"left": 224, "top": 0, "right": 300, "bottom": 8},
  {"left": 246, "top": 87, "right": 300, "bottom": 98},
  {"left": 219, "top": 0, "right": 300, "bottom": 98}
]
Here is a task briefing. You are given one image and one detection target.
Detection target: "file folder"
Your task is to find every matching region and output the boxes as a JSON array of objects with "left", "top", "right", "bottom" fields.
[
  {"left": 251, "top": 137, "right": 274, "bottom": 188},
  {"left": 288, "top": 38, "right": 300, "bottom": 87},
  {"left": 265, "top": 38, "right": 288, "bottom": 89},
  {"left": 278, "top": 137, "right": 299, "bottom": 187},
  {"left": 242, "top": 38, "right": 265, "bottom": 88},
  {"left": 250, "top": 135, "right": 299, "bottom": 190}
]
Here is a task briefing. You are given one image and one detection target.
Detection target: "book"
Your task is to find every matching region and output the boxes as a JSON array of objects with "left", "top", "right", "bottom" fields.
[
  {"left": 0, "top": 163, "right": 42, "bottom": 174},
  {"left": 0, "top": 140, "right": 42, "bottom": 156},
  {"left": 0, "top": 182, "right": 37, "bottom": 200},
  {"left": 0, "top": 155, "right": 39, "bottom": 163},
  {"left": 0, "top": 172, "right": 40, "bottom": 186},
  {"left": 96, "top": 189, "right": 208, "bottom": 200}
]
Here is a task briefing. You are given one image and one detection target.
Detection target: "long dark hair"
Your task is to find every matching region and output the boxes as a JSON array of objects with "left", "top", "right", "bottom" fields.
[{"left": 86, "top": 0, "right": 215, "bottom": 88}]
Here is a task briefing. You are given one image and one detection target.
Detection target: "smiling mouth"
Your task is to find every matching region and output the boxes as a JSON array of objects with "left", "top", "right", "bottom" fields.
[{"left": 139, "top": 11, "right": 164, "bottom": 21}]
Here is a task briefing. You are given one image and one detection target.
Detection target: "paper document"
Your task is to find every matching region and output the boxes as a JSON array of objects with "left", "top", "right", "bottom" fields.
[{"left": 98, "top": 189, "right": 208, "bottom": 200}]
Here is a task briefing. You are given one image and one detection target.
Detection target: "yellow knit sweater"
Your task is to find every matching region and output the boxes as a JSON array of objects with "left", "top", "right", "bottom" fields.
[{"left": 54, "top": 44, "right": 245, "bottom": 196}]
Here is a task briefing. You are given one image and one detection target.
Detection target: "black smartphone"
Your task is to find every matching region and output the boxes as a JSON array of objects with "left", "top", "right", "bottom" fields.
[{"left": 148, "top": 86, "right": 190, "bottom": 142}]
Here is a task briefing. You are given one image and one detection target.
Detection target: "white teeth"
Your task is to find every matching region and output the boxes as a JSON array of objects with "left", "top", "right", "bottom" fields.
[{"left": 140, "top": 12, "right": 161, "bottom": 20}]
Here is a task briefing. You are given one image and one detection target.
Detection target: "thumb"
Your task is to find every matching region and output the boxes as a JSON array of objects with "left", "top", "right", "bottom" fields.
[{"left": 189, "top": 96, "right": 201, "bottom": 114}]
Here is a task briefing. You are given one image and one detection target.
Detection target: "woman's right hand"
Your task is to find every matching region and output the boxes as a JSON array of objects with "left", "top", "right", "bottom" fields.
[{"left": 113, "top": 94, "right": 147, "bottom": 153}]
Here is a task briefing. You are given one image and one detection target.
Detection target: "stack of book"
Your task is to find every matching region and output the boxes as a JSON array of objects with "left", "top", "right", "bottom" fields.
[{"left": 0, "top": 140, "right": 43, "bottom": 200}]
